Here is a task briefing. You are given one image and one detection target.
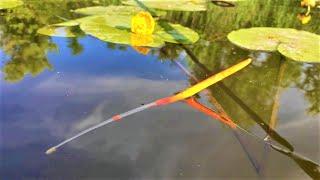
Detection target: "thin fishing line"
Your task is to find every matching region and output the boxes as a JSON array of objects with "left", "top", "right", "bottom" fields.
[{"left": 47, "top": 102, "right": 156, "bottom": 153}]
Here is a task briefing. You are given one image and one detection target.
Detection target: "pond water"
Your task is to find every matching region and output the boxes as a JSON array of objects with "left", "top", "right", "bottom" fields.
[{"left": 1, "top": 0, "right": 319, "bottom": 179}]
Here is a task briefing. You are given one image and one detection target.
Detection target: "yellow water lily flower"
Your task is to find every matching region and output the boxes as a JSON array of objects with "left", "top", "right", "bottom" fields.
[
  {"left": 130, "top": 33, "right": 154, "bottom": 46},
  {"left": 131, "top": 11, "right": 155, "bottom": 35},
  {"left": 301, "top": 0, "right": 316, "bottom": 7},
  {"left": 297, "top": 13, "right": 312, "bottom": 24}
]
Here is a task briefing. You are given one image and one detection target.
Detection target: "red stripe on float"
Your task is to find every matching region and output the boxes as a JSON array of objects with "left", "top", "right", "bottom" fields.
[{"left": 112, "top": 115, "right": 122, "bottom": 121}]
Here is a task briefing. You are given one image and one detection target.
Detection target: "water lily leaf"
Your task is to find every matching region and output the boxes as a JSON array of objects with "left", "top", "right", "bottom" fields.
[
  {"left": 37, "top": 26, "right": 77, "bottom": 37},
  {"left": 228, "top": 28, "right": 320, "bottom": 63},
  {"left": 155, "top": 21, "right": 200, "bottom": 44},
  {"left": 55, "top": 15, "right": 133, "bottom": 30},
  {"left": 123, "top": 0, "right": 207, "bottom": 11},
  {"left": 79, "top": 16, "right": 199, "bottom": 46},
  {"left": 71, "top": 6, "right": 141, "bottom": 16},
  {"left": 53, "top": 16, "right": 101, "bottom": 27},
  {"left": 0, "top": 0, "right": 23, "bottom": 10},
  {"left": 80, "top": 16, "right": 165, "bottom": 47}
]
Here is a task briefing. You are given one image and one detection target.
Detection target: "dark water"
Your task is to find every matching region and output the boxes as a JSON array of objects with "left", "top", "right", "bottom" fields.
[{"left": 1, "top": 0, "right": 319, "bottom": 179}]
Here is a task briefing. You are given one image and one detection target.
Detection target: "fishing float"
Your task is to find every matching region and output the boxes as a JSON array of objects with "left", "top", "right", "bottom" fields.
[{"left": 45, "top": 58, "right": 252, "bottom": 155}]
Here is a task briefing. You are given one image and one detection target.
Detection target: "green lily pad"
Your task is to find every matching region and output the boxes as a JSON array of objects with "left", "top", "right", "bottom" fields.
[
  {"left": 0, "top": 0, "right": 23, "bottom": 10},
  {"left": 53, "top": 15, "right": 132, "bottom": 29},
  {"left": 53, "top": 16, "right": 100, "bottom": 27},
  {"left": 71, "top": 5, "right": 166, "bottom": 16},
  {"left": 79, "top": 16, "right": 165, "bottom": 47},
  {"left": 155, "top": 21, "right": 200, "bottom": 44},
  {"left": 71, "top": 6, "right": 143, "bottom": 16},
  {"left": 37, "top": 26, "right": 77, "bottom": 37},
  {"left": 123, "top": 0, "right": 207, "bottom": 11},
  {"left": 79, "top": 16, "right": 199, "bottom": 47},
  {"left": 228, "top": 28, "right": 320, "bottom": 63}
]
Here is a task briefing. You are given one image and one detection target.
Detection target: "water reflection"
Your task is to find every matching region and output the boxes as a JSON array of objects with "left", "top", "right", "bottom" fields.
[{"left": 1, "top": 0, "right": 319, "bottom": 179}]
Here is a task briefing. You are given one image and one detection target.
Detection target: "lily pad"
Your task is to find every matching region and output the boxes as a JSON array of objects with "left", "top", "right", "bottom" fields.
[
  {"left": 72, "top": 6, "right": 142, "bottom": 16},
  {"left": 79, "top": 16, "right": 199, "bottom": 47},
  {"left": 155, "top": 21, "right": 200, "bottom": 44},
  {"left": 0, "top": 0, "right": 23, "bottom": 10},
  {"left": 227, "top": 28, "right": 320, "bottom": 63},
  {"left": 123, "top": 0, "right": 207, "bottom": 11},
  {"left": 37, "top": 26, "right": 77, "bottom": 37},
  {"left": 79, "top": 16, "right": 165, "bottom": 47},
  {"left": 53, "top": 16, "right": 100, "bottom": 27},
  {"left": 71, "top": 5, "right": 166, "bottom": 16},
  {"left": 54, "top": 15, "right": 132, "bottom": 29}
]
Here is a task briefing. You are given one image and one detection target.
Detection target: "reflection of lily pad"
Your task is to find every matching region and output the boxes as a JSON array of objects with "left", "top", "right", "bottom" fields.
[
  {"left": 72, "top": 5, "right": 166, "bottom": 16},
  {"left": 228, "top": 28, "right": 320, "bottom": 63},
  {"left": 123, "top": 0, "right": 206, "bottom": 11},
  {"left": 37, "top": 26, "right": 77, "bottom": 37},
  {"left": 80, "top": 16, "right": 164, "bottom": 47},
  {"left": 0, "top": 0, "right": 23, "bottom": 10},
  {"left": 79, "top": 16, "right": 199, "bottom": 47}
]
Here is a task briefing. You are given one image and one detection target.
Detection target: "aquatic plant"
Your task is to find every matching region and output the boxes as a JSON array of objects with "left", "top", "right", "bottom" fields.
[
  {"left": 38, "top": 6, "right": 200, "bottom": 49},
  {"left": 123, "top": 0, "right": 207, "bottom": 11},
  {"left": 227, "top": 27, "right": 320, "bottom": 63}
]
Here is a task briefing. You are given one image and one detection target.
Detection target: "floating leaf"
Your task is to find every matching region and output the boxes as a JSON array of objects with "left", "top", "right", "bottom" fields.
[
  {"left": 53, "top": 16, "right": 100, "bottom": 27},
  {"left": 38, "top": 7, "right": 199, "bottom": 46},
  {"left": 71, "top": 5, "right": 165, "bottom": 16},
  {"left": 79, "top": 16, "right": 199, "bottom": 47},
  {"left": 37, "top": 26, "right": 77, "bottom": 37},
  {"left": 0, "top": 0, "right": 23, "bottom": 10},
  {"left": 123, "top": 0, "right": 207, "bottom": 11},
  {"left": 227, "top": 28, "right": 320, "bottom": 63},
  {"left": 155, "top": 21, "right": 200, "bottom": 44},
  {"left": 79, "top": 16, "right": 164, "bottom": 47}
]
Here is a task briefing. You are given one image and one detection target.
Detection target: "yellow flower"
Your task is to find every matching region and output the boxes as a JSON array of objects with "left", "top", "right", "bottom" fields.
[
  {"left": 301, "top": 0, "right": 316, "bottom": 7},
  {"left": 297, "top": 13, "right": 312, "bottom": 24},
  {"left": 131, "top": 11, "right": 155, "bottom": 35},
  {"left": 130, "top": 33, "right": 153, "bottom": 47}
]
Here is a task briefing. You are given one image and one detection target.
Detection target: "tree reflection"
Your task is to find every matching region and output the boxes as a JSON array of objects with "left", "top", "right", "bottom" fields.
[
  {"left": 0, "top": 0, "right": 120, "bottom": 82},
  {"left": 160, "top": 0, "right": 320, "bottom": 118}
]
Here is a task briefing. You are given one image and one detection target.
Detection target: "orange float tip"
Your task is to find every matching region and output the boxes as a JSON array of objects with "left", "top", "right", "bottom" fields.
[{"left": 45, "top": 147, "right": 57, "bottom": 155}]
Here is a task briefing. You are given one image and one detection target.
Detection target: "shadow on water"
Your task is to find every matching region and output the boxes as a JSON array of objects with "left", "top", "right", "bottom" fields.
[
  {"left": 180, "top": 44, "right": 293, "bottom": 151},
  {"left": 178, "top": 43, "right": 320, "bottom": 179}
]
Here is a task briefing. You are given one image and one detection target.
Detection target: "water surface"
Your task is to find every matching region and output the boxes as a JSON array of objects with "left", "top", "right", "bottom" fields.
[{"left": 1, "top": 0, "right": 319, "bottom": 179}]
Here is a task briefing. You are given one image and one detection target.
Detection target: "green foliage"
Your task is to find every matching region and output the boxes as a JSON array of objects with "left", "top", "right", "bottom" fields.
[{"left": 1, "top": 0, "right": 121, "bottom": 82}]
